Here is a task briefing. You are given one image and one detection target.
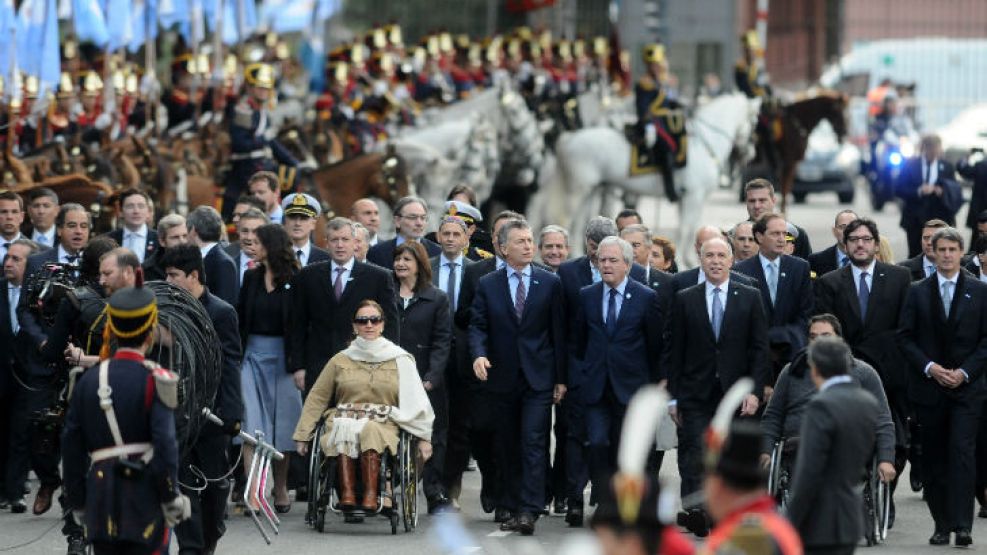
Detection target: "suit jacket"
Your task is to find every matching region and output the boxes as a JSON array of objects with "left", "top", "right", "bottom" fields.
[
  {"left": 469, "top": 266, "right": 566, "bottom": 393},
  {"left": 640, "top": 266, "right": 676, "bottom": 314},
  {"left": 289, "top": 260, "right": 399, "bottom": 386},
  {"left": 665, "top": 280, "right": 771, "bottom": 407},
  {"left": 670, "top": 267, "right": 756, "bottom": 293},
  {"left": 898, "top": 253, "right": 931, "bottom": 282},
  {"left": 200, "top": 291, "right": 244, "bottom": 434},
  {"left": 0, "top": 279, "right": 17, "bottom": 397},
  {"left": 815, "top": 262, "right": 912, "bottom": 390},
  {"left": 397, "top": 285, "right": 452, "bottom": 388},
  {"left": 572, "top": 279, "right": 663, "bottom": 403},
  {"left": 897, "top": 271, "right": 987, "bottom": 406},
  {"left": 896, "top": 157, "right": 963, "bottom": 228},
  {"left": 454, "top": 256, "right": 551, "bottom": 329},
  {"left": 807, "top": 244, "right": 844, "bottom": 279},
  {"left": 787, "top": 381, "right": 879, "bottom": 547},
  {"left": 203, "top": 245, "right": 238, "bottom": 306},
  {"left": 105, "top": 227, "right": 159, "bottom": 261},
  {"left": 367, "top": 237, "right": 441, "bottom": 270},
  {"left": 734, "top": 255, "right": 813, "bottom": 355},
  {"left": 237, "top": 268, "right": 297, "bottom": 373}
]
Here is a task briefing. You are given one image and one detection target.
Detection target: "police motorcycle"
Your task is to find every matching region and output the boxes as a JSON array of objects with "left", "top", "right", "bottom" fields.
[{"left": 866, "top": 102, "right": 919, "bottom": 211}]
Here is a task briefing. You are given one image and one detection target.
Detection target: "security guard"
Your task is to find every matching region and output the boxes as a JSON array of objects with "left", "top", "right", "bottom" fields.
[
  {"left": 61, "top": 285, "right": 190, "bottom": 554},
  {"left": 223, "top": 63, "right": 299, "bottom": 219},
  {"left": 444, "top": 200, "right": 493, "bottom": 261},
  {"left": 635, "top": 43, "right": 685, "bottom": 203}
]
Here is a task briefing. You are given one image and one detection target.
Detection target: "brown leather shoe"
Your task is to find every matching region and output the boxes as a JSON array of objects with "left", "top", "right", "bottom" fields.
[
  {"left": 337, "top": 456, "right": 358, "bottom": 508},
  {"left": 360, "top": 451, "right": 381, "bottom": 511},
  {"left": 33, "top": 484, "right": 55, "bottom": 515}
]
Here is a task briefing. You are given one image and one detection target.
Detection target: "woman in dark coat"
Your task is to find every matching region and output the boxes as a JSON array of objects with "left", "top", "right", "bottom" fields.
[{"left": 392, "top": 241, "right": 452, "bottom": 512}]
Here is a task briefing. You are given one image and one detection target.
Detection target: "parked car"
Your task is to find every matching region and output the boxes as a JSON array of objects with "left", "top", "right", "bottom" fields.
[{"left": 792, "top": 121, "right": 861, "bottom": 204}]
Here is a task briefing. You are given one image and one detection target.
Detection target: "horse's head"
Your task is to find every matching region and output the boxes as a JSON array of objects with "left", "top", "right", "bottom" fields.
[
  {"left": 375, "top": 144, "right": 410, "bottom": 205},
  {"left": 821, "top": 93, "right": 849, "bottom": 142}
]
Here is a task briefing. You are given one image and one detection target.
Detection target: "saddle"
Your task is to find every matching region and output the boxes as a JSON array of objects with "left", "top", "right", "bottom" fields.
[{"left": 626, "top": 116, "right": 689, "bottom": 177}]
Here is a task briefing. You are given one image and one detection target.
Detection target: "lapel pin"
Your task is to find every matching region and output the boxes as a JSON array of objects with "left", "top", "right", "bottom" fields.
[
  {"left": 733, "top": 290, "right": 738, "bottom": 296},
  {"left": 965, "top": 293, "right": 972, "bottom": 299},
  {"left": 285, "top": 283, "right": 291, "bottom": 290},
  {"left": 626, "top": 293, "right": 631, "bottom": 299},
  {"left": 780, "top": 272, "right": 786, "bottom": 278},
  {"left": 532, "top": 280, "right": 539, "bottom": 285}
]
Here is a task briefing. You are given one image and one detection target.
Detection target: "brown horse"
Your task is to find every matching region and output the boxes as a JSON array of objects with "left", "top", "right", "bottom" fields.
[
  {"left": 774, "top": 92, "right": 848, "bottom": 212},
  {"left": 308, "top": 146, "right": 409, "bottom": 247}
]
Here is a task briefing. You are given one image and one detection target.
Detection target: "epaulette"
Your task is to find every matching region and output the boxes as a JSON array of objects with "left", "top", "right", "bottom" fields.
[
  {"left": 474, "top": 247, "right": 494, "bottom": 259},
  {"left": 721, "top": 515, "right": 775, "bottom": 555},
  {"left": 144, "top": 361, "right": 178, "bottom": 409},
  {"left": 233, "top": 100, "right": 253, "bottom": 128},
  {"left": 636, "top": 76, "right": 655, "bottom": 90}
]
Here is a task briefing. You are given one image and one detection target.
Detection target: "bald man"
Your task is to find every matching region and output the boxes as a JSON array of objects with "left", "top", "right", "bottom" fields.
[
  {"left": 350, "top": 198, "right": 381, "bottom": 247},
  {"left": 671, "top": 226, "right": 757, "bottom": 292}
]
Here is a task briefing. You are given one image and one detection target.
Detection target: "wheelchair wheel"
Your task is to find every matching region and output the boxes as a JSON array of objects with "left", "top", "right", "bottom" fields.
[
  {"left": 306, "top": 423, "right": 324, "bottom": 530},
  {"left": 863, "top": 458, "right": 881, "bottom": 546},
  {"left": 398, "top": 433, "right": 418, "bottom": 532}
]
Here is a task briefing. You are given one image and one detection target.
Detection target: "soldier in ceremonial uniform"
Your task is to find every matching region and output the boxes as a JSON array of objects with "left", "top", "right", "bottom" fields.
[
  {"left": 223, "top": 63, "right": 298, "bottom": 219},
  {"left": 61, "top": 285, "right": 190, "bottom": 554},
  {"left": 735, "top": 31, "right": 781, "bottom": 171},
  {"left": 164, "top": 53, "right": 204, "bottom": 134},
  {"left": 635, "top": 43, "right": 685, "bottom": 203}
]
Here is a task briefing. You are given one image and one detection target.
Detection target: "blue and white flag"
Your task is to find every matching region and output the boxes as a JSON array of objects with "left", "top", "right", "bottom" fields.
[
  {"left": 72, "top": 0, "right": 109, "bottom": 46},
  {"left": 128, "top": 0, "right": 159, "bottom": 52},
  {"left": 0, "top": 0, "right": 16, "bottom": 89},
  {"left": 221, "top": 0, "right": 257, "bottom": 45},
  {"left": 105, "top": 0, "right": 133, "bottom": 51},
  {"left": 17, "top": 0, "right": 60, "bottom": 94}
]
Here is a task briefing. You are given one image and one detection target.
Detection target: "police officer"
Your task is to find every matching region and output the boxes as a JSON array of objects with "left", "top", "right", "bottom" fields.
[
  {"left": 635, "top": 43, "right": 684, "bottom": 203},
  {"left": 61, "top": 285, "right": 190, "bottom": 554},
  {"left": 223, "top": 63, "right": 298, "bottom": 219}
]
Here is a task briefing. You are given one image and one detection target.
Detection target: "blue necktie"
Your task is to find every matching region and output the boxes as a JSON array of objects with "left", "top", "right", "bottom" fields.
[
  {"left": 858, "top": 272, "right": 870, "bottom": 320},
  {"left": 711, "top": 287, "right": 723, "bottom": 340},
  {"left": 765, "top": 261, "right": 778, "bottom": 305},
  {"left": 942, "top": 281, "right": 954, "bottom": 317},
  {"left": 606, "top": 288, "right": 618, "bottom": 336}
]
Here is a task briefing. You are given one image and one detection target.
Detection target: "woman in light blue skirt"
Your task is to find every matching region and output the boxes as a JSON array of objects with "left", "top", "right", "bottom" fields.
[{"left": 238, "top": 224, "right": 301, "bottom": 512}]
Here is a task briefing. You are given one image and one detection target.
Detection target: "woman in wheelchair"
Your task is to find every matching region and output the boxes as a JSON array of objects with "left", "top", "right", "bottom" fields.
[{"left": 293, "top": 300, "right": 434, "bottom": 512}]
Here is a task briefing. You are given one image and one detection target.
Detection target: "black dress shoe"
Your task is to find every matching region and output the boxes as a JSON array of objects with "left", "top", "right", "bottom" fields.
[
  {"left": 499, "top": 516, "right": 519, "bottom": 531},
  {"left": 427, "top": 495, "right": 452, "bottom": 514},
  {"left": 66, "top": 534, "right": 87, "bottom": 555},
  {"left": 10, "top": 497, "right": 26, "bottom": 514},
  {"left": 910, "top": 474, "right": 923, "bottom": 492},
  {"left": 494, "top": 508, "right": 513, "bottom": 523},
  {"left": 955, "top": 530, "right": 973, "bottom": 547},
  {"left": 553, "top": 498, "right": 568, "bottom": 515},
  {"left": 480, "top": 494, "right": 496, "bottom": 514},
  {"left": 517, "top": 513, "right": 536, "bottom": 536},
  {"left": 678, "top": 509, "right": 709, "bottom": 537},
  {"left": 929, "top": 531, "right": 950, "bottom": 545},
  {"left": 565, "top": 505, "right": 584, "bottom": 527}
]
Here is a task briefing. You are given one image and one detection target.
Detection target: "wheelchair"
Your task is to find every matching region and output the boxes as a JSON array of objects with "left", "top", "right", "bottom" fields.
[
  {"left": 304, "top": 419, "right": 420, "bottom": 534},
  {"left": 862, "top": 455, "right": 891, "bottom": 546},
  {"left": 766, "top": 437, "right": 798, "bottom": 510}
]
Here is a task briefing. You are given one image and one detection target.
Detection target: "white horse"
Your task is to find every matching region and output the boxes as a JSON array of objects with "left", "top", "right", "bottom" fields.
[{"left": 542, "top": 92, "right": 759, "bottom": 267}]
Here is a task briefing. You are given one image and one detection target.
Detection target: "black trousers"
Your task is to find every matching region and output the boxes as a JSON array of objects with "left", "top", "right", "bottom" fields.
[
  {"left": 565, "top": 388, "right": 590, "bottom": 508},
  {"left": 905, "top": 224, "right": 923, "bottom": 259},
  {"left": 915, "top": 395, "right": 983, "bottom": 532},
  {"left": 92, "top": 541, "right": 156, "bottom": 555},
  {"left": 442, "top": 370, "right": 471, "bottom": 496},
  {"left": 465, "top": 382, "right": 501, "bottom": 511},
  {"left": 175, "top": 433, "right": 231, "bottom": 555},
  {"left": 487, "top": 385, "right": 552, "bottom": 515},
  {"left": 805, "top": 546, "right": 855, "bottom": 555},
  {"left": 585, "top": 384, "right": 626, "bottom": 494},
  {"left": 976, "top": 399, "right": 987, "bottom": 508},
  {"left": 677, "top": 403, "right": 717, "bottom": 501},
  {"left": 544, "top": 400, "right": 567, "bottom": 505},
  {"left": 422, "top": 384, "right": 448, "bottom": 500},
  {"left": 0, "top": 381, "right": 12, "bottom": 501},
  {"left": 5, "top": 375, "right": 60, "bottom": 497}
]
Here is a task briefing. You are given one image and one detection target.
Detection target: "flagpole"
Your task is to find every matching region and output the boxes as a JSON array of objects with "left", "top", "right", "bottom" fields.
[{"left": 146, "top": 0, "right": 159, "bottom": 135}]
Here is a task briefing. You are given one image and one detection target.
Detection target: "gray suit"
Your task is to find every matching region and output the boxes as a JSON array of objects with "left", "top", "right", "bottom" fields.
[{"left": 787, "top": 381, "right": 880, "bottom": 549}]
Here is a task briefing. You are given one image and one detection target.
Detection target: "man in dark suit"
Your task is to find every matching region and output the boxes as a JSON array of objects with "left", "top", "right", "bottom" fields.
[
  {"left": 23, "top": 203, "right": 91, "bottom": 280},
  {"left": 367, "top": 196, "right": 440, "bottom": 269},
  {"left": 898, "top": 227, "right": 987, "bottom": 547},
  {"left": 104, "top": 189, "right": 158, "bottom": 264},
  {"left": 470, "top": 219, "right": 566, "bottom": 536},
  {"left": 897, "top": 134, "right": 963, "bottom": 258},
  {"left": 22, "top": 187, "right": 58, "bottom": 248},
  {"left": 807, "top": 209, "right": 857, "bottom": 279},
  {"left": 160, "top": 245, "right": 243, "bottom": 555},
  {"left": 815, "top": 217, "right": 914, "bottom": 519},
  {"left": 787, "top": 337, "right": 880, "bottom": 555},
  {"left": 666, "top": 236, "right": 770, "bottom": 536},
  {"left": 290, "top": 216, "right": 398, "bottom": 392},
  {"left": 571, "top": 236, "right": 662, "bottom": 506},
  {"left": 224, "top": 207, "right": 268, "bottom": 287},
  {"left": 142, "top": 214, "right": 188, "bottom": 282},
  {"left": 186, "top": 206, "right": 238, "bottom": 306},
  {"left": 899, "top": 219, "right": 949, "bottom": 282},
  {"left": 734, "top": 213, "right": 813, "bottom": 382},
  {"left": 430, "top": 216, "right": 478, "bottom": 512},
  {"left": 620, "top": 223, "right": 676, "bottom": 307},
  {"left": 670, "top": 224, "right": 757, "bottom": 293},
  {"left": 281, "top": 193, "right": 331, "bottom": 267},
  {"left": 744, "top": 178, "right": 811, "bottom": 259},
  {"left": 0, "top": 191, "right": 26, "bottom": 262}
]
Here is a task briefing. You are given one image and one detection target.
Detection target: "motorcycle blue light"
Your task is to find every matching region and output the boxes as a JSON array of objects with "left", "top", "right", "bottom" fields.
[{"left": 889, "top": 152, "right": 903, "bottom": 166}]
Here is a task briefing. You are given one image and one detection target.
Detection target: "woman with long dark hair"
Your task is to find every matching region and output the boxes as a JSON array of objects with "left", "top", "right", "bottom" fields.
[{"left": 238, "top": 224, "right": 301, "bottom": 512}]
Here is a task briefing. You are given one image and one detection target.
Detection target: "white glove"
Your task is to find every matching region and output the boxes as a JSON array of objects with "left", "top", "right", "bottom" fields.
[
  {"left": 644, "top": 124, "right": 657, "bottom": 148},
  {"left": 162, "top": 494, "right": 192, "bottom": 527}
]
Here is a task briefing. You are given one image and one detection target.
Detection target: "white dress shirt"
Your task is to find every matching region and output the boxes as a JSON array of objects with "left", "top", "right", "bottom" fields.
[
  {"left": 705, "top": 279, "right": 730, "bottom": 322},
  {"left": 294, "top": 241, "right": 312, "bottom": 267},
  {"left": 200, "top": 242, "right": 217, "bottom": 259},
  {"left": 922, "top": 158, "right": 939, "bottom": 185},
  {"left": 602, "top": 277, "right": 628, "bottom": 322},
  {"left": 123, "top": 223, "right": 149, "bottom": 263},
  {"left": 7, "top": 282, "right": 19, "bottom": 334},
  {"left": 58, "top": 244, "right": 82, "bottom": 264},
  {"left": 239, "top": 251, "right": 254, "bottom": 285},
  {"left": 31, "top": 227, "right": 55, "bottom": 247},
  {"left": 851, "top": 260, "right": 876, "bottom": 295},
  {"left": 820, "top": 375, "right": 853, "bottom": 392},
  {"left": 0, "top": 232, "right": 23, "bottom": 261},
  {"left": 269, "top": 206, "right": 284, "bottom": 225},
  {"left": 697, "top": 268, "right": 708, "bottom": 284},
  {"left": 331, "top": 258, "right": 356, "bottom": 294}
]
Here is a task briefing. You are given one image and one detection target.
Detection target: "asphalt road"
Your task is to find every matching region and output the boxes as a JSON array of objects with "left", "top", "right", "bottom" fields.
[{"left": 2, "top": 180, "right": 984, "bottom": 553}]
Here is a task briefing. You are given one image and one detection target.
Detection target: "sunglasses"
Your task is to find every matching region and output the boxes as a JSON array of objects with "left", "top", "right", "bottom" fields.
[{"left": 353, "top": 316, "right": 383, "bottom": 325}]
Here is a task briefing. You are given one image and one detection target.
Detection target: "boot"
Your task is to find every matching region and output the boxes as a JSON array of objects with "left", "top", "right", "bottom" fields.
[
  {"left": 337, "top": 456, "right": 358, "bottom": 508},
  {"left": 360, "top": 451, "right": 381, "bottom": 511}
]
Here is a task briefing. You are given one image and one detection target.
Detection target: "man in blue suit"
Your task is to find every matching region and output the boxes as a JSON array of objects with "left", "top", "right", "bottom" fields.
[
  {"left": 470, "top": 219, "right": 566, "bottom": 536},
  {"left": 571, "top": 237, "right": 663, "bottom": 507}
]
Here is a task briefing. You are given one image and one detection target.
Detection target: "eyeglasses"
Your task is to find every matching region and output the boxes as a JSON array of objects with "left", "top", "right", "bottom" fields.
[
  {"left": 353, "top": 316, "right": 383, "bottom": 325},
  {"left": 400, "top": 214, "right": 428, "bottom": 222},
  {"left": 846, "top": 235, "right": 875, "bottom": 244}
]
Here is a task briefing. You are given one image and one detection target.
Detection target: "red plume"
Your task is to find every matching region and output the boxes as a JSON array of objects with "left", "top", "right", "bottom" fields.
[{"left": 134, "top": 266, "right": 145, "bottom": 287}]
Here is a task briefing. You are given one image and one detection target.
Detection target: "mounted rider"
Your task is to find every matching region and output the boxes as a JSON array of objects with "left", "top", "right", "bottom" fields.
[
  {"left": 735, "top": 30, "right": 781, "bottom": 171},
  {"left": 635, "top": 43, "right": 685, "bottom": 202}
]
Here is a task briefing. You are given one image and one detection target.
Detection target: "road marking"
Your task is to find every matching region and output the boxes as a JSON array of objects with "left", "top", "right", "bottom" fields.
[{"left": 487, "top": 530, "right": 513, "bottom": 537}]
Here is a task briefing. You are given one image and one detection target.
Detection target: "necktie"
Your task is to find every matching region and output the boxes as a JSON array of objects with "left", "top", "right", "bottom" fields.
[
  {"left": 840, "top": 255, "right": 849, "bottom": 268},
  {"left": 9, "top": 286, "right": 19, "bottom": 334},
  {"left": 925, "top": 265, "right": 935, "bottom": 278},
  {"left": 766, "top": 261, "right": 778, "bottom": 304},
  {"left": 858, "top": 271, "right": 870, "bottom": 319},
  {"left": 66, "top": 254, "right": 79, "bottom": 265},
  {"left": 296, "top": 249, "right": 304, "bottom": 265},
  {"left": 711, "top": 287, "right": 724, "bottom": 340},
  {"left": 36, "top": 234, "right": 48, "bottom": 246},
  {"left": 446, "top": 262, "right": 458, "bottom": 311},
  {"left": 606, "top": 288, "right": 618, "bottom": 335},
  {"left": 942, "top": 281, "right": 954, "bottom": 317},
  {"left": 514, "top": 272, "right": 526, "bottom": 322},
  {"left": 334, "top": 267, "right": 345, "bottom": 301}
]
